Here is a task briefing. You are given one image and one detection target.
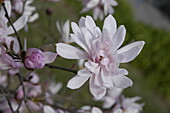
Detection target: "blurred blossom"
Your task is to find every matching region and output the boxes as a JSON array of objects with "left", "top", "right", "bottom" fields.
[
  {"left": 48, "top": 82, "right": 62, "bottom": 95},
  {"left": 0, "top": 37, "right": 21, "bottom": 75},
  {"left": 12, "top": 0, "right": 39, "bottom": 23},
  {"left": 24, "top": 48, "right": 57, "bottom": 69},
  {"left": 112, "top": 96, "right": 144, "bottom": 113},
  {"left": 0, "top": 1, "right": 28, "bottom": 37},
  {"left": 56, "top": 20, "right": 74, "bottom": 43},
  {"left": 56, "top": 15, "right": 145, "bottom": 99},
  {"left": 102, "top": 87, "right": 122, "bottom": 108},
  {"left": 81, "top": 0, "right": 118, "bottom": 20},
  {"left": 26, "top": 72, "right": 40, "bottom": 84}
]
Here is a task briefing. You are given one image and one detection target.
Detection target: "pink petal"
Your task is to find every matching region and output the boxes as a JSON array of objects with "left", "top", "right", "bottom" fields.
[{"left": 42, "top": 52, "right": 57, "bottom": 64}]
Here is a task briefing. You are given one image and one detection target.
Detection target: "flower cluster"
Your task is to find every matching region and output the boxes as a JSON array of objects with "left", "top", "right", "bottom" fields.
[{"left": 0, "top": 0, "right": 145, "bottom": 113}]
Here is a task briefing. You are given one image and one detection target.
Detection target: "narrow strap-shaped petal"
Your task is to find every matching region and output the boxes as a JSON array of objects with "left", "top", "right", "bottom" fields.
[
  {"left": 6, "top": 15, "right": 28, "bottom": 35},
  {"left": 103, "top": 14, "right": 117, "bottom": 38},
  {"left": 117, "top": 41, "right": 145, "bottom": 63},
  {"left": 56, "top": 43, "right": 89, "bottom": 59},
  {"left": 85, "top": 16, "right": 96, "bottom": 32},
  {"left": 112, "top": 25, "right": 126, "bottom": 52}
]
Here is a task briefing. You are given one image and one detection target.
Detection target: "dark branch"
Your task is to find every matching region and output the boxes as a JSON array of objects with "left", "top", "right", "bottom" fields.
[
  {"left": 45, "top": 64, "right": 77, "bottom": 74},
  {"left": 2, "top": 2, "right": 23, "bottom": 50}
]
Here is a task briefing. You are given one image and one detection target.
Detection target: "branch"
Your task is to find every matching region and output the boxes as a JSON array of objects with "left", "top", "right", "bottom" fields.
[
  {"left": 45, "top": 64, "right": 78, "bottom": 74},
  {"left": 17, "top": 73, "right": 32, "bottom": 113},
  {"left": 1, "top": 2, "right": 23, "bottom": 50}
]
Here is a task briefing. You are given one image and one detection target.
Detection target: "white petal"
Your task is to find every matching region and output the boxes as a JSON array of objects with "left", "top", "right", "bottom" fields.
[
  {"left": 86, "top": 0, "right": 100, "bottom": 8},
  {"left": 80, "top": 27, "right": 93, "bottom": 50},
  {"left": 112, "top": 25, "right": 126, "bottom": 51},
  {"left": 112, "top": 75, "right": 133, "bottom": 89},
  {"left": 117, "top": 41, "right": 145, "bottom": 63},
  {"left": 103, "top": 14, "right": 117, "bottom": 38},
  {"left": 63, "top": 20, "right": 70, "bottom": 40},
  {"left": 85, "top": 16, "right": 96, "bottom": 32},
  {"left": 91, "top": 107, "right": 103, "bottom": 113},
  {"left": 7, "top": 15, "right": 28, "bottom": 35},
  {"left": 89, "top": 75, "right": 106, "bottom": 99},
  {"left": 70, "top": 33, "right": 89, "bottom": 52},
  {"left": 0, "top": 1, "right": 12, "bottom": 23},
  {"left": 78, "top": 17, "right": 85, "bottom": 27},
  {"left": 56, "top": 43, "right": 89, "bottom": 59},
  {"left": 67, "top": 74, "right": 90, "bottom": 89},
  {"left": 43, "top": 105, "right": 55, "bottom": 113},
  {"left": 42, "top": 52, "right": 57, "bottom": 64},
  {"left": 71, "top": 22, "right": 82, "bottom": 36},
  {"left": 28, "top": 13, "right": 39, "bottom": 23},
  {"left": 78, "top": 68, "right": 92, "bottom": 77}
]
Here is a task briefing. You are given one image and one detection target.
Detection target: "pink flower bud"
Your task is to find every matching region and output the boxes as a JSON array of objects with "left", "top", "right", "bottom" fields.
[{"left": 25, "top": 48, "right": 45, "bottom": 69}]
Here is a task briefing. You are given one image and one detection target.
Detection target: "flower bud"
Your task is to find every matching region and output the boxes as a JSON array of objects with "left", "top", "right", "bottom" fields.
[{"left": 24, "top": 48, "right": 45, "bottom": 69}]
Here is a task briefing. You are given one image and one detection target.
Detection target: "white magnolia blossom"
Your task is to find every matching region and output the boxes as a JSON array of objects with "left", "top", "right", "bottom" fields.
[
  {"left": 56, "top": 15, "right": 145, "bottom": 99},
  {"left": 56, "top": 20, "right": 74, "bottom": 43},
  {"left": 81, "top": 0, "right": 118, "bottom": 20},
  {"left": 12, "top": 0, "right": 39, "bottom": 23},
  {"left": 0, "top": 1, "right": 28, "bottom": 37},
  {"left": 113, "top": 96, "right": 144, "bottom": 113}
]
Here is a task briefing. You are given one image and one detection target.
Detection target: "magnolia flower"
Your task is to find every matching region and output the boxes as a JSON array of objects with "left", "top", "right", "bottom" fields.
[
  {"left": 24, "top": 48, "right": 57, "bottom": 69},
  {"left": 12, "top": 0, "right": 39, "bottom": 23},
  {"left": 0, "top": 1, "right": 28, "bottom": 37},
  {"left": 56, "top": 15, "right": 145, "bottom": 99},
  {"left": 113, "top": 96, "right": 144, "bottom": 113},
  {"left": 56, "top": 20, "right": 74, "bottom": 43},
  {"left": 81, "top": 0, "right": 118, "bottom": 20}
]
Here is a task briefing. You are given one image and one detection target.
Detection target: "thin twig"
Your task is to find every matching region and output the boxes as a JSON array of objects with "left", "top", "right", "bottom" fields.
[
  {"left": 6, "top": 95, "right": 14, "bottom": 113},
  {"left": 2, "top": 2, "right": 23, "bottom": 50},
  {"left": 17, "top": 73, "right": 32, "bottom": 113},
  {"left": 45, "top": 64, "right": 78, "bottom": 74}
]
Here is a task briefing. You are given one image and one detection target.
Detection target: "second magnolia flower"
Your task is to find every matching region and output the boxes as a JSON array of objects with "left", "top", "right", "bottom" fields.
[{"left": 56, "top": 15, "right": 145, "bottom": 99}]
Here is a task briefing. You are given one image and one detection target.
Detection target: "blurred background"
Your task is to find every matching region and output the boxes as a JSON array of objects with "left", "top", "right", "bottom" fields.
[{"left": 19, "top": 0, "right": 170, "bottom": 112}]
